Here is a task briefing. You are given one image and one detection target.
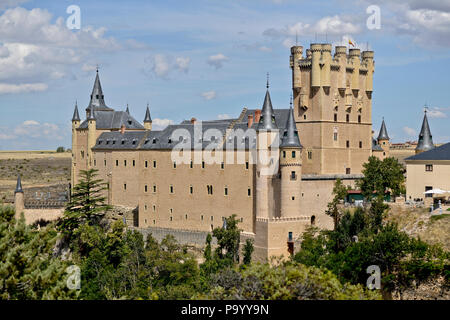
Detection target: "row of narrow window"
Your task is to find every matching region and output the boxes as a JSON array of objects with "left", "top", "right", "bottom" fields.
[
  {"left": 94, "top": 159, "right": 250, "bottom": 170},
  {"left": 334, "top": 114, "right": 362, "bottom": 123},
  {"left": 139, "top": 184, "right": 251, "bottom": 196}
]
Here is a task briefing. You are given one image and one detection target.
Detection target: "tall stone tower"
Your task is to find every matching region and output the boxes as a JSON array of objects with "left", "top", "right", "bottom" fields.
[
  {"left": 415, "top": 110, "right": 434, "bottom": 154},
  {"left": 279, "top": 104, "right": 303, "bottom": 218},
  {"left": 144, "top": 104, "right": 152, "bottom": 130},
  {"left": 14, "top": 174, "right": 24, "bottom": 219},
  {"left": 71, "top": 102, "right": 80, "bottom": 190},
  {"left": 290, "top": 43, "right": 374, "bottom": 175},
  {"left": 87, "top": 105, "right": 97, "bottom": 168},
  {"left": 377, "top": 118, "right": 390, "bottom": 158}
]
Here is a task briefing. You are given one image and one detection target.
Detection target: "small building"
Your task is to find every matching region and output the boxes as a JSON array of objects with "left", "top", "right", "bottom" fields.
[{"left": 405, "top": 142, "right": 450, "bottom": 203}]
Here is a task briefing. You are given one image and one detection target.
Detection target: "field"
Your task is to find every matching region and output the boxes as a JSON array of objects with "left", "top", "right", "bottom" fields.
[{"left": 0, "top": 151, "right": 71, "bottom": 203}]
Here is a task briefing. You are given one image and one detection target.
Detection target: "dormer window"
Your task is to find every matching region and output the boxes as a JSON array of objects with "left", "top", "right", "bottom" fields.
[
  {"left": 121, "top": 140, "right": 125, "bottom": 145},
  {"left": 112, "top": 140, "right": 116, "bottom": 145},
  {"left": 168, "top": 138, "right": 172, "bottom": 144},
  {"left": 128, "top": 120, "right": 132, "bottom": 125},
  {"left": 144, "top": 139, "right": 149, "bottom": 144},
  {"left": 98, "top": 140, "right": 103, "bottom": 145},
  {"left": 96, "top": 95, "right": 99, "bottom": 99},
  {"left": 132, "top": 139, "right": 137, "bottom": 145},
  {"left": 152, "top": 138, "right": 157, "bottom": 144},
  {"left": 106, "top": 140, "right": 110, "bottom": 145}
]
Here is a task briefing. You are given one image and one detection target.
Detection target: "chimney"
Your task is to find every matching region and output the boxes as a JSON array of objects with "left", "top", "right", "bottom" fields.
[
  {"left": 120, "top": 125, "right": 126, "bottom": 135},
  {"left": 254, "top": 110, "right": 261, "bottom": 123},
  {"left": 190, "top": 117, "right": 197, "bottom": 124},
  {"left": 247, "top": 114, "right": 254, "bottom": 128}
]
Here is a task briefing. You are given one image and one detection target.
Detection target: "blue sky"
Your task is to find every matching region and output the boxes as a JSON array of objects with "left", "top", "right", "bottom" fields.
[{"left": 0, "top": 0, "right": 449, "bottom": 150}]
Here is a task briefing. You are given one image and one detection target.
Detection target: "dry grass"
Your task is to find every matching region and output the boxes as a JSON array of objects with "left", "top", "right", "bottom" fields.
[
  {"left": 387, "top": 203, "right": 450, "bottom": 250},
  {"left": 0, "top": 150, "right": 71, "bottom": 160}
]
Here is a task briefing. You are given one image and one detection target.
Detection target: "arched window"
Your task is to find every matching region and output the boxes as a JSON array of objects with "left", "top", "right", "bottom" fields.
[{"left": 311, "top": 215, "right": 316, "bottom": 225}]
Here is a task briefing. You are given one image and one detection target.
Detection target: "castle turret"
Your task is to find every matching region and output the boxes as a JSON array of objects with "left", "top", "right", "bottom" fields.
[
  {"left": 310, "top": 44, "right": 322, "bottom": 88},
  {"left": 126, "top": 104, "right": 130, "bottom": 115},
  {"left": 86, "top": 69, "right": 109, "bottom": 117},
  {"left": 416, "top": 110, "right": 434, "bottom": 154},
  {"left": 144, "top": 103, "right": 152, "bottom": 130},
  {"left": 377, "top": 118, "right": 390, "bottom": 157},
  {"left": 334, "top": 46, "right": 347, "bottom": 90},
  {"left": 14, "top": 174, "right": 24, "bottom": 219},
  {"left": 349, "top": 48, "right": 361, "bottom": 92},
  {"left": 362, "top": 51, "right": 374, "bottom": 93},
  {"left": 321, "top": 44, "right": 332, "bottom": 88},
  {"left": 280, "top": 102, "right": 302, "bottom": 218},
  {"left": 290, "top": 46, "right": 303, "bottom": 92},
  {"left": 256, "top": 78, "right": 279, "bottom": 219},
  {"left": 71, "top": 102, "right": 80, "bottom": 191},
  {"left": 87, "top": 105, "right": 96, "bottom": 167}
]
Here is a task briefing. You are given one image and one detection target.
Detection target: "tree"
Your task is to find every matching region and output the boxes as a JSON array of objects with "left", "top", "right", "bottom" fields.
[
  {"left": 56, "top": 146, "right": 65, "bottom": 153},
  {"left": 358, "top": 156, "right": 405, "bottom": 199},
  {"left": 242, "top": 239, "right": 254, "bottom": 266},
  {"left": 212, "top": 215, "right": 241, "bottom": 265},
  {"left": 325, "top": 178, "right": 350, "bottom": 230},
  {"left": 58, "top": 169, "right": 111, "bottom": 244},
  {"left": 0, "top": 206, "right": 77, "bottom": 299}
]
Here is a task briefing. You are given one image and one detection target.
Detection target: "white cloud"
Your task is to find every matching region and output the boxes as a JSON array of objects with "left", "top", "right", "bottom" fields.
[
  {"left": 427, "top": 109, "right": 447, "bottom": 118},
  {"left": 207, "top": 53, "right": 229, "bottom": 69},
  {"left": 151, "top": 54, "right": 170, "bottom": 78},
  {"left": 82, "top": 64, "right": 98, "bottom": 73},
  {"left": 0, "top": 7, "right": 119, "bottom": 93},
  {"left": 175, "top": 56, "right": 190, "bottom": 73},
  {"left": 0, "top": 82, "right": 47, "bottom": 94},
  {"left": 201, "top": 91, "right": 217, "bottom": 100},
  {"left": 152, "top": 118, "right": 174, "bottom": 130},
  {"left": 403, "top": 126, "right": 417, "bottom": 136},
  {"left": 0, "top": 120, "right": 64, "bottom": 140}
]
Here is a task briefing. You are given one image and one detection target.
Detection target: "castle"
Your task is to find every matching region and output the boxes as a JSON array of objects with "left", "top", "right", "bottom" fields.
[{"left": 14, "top": 43, "right": 395, "bottom": 260}]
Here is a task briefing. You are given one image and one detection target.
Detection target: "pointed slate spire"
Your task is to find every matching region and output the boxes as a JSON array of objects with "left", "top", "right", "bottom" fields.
[
  {"left": 281, "top": 104, "right": 302, "bottom": 148},
  {"left": 87, "top": 69, "right": 107, "bottom": 110},
  {"left": 416, "top": 110, "right": 434, "bottom": 152},
  {"left": 15, "top": 174, "right": 23, "bottom": 194},
  {"left": 126, "top": 104, "right": 130, "bottom": 115},
  {"left": 87, "top": 104, "right": 96, "bottom": 120},
  {"left": 257, "top": 74, "right": 278, "bottom": 131},
  {"left": 144, "top": 103, "right": 152, "bottom": 123},
  {"left": 72, "top": 101, "right": 80, "bottom": 122},
  {"left": 377, "top": 118, "right": 389, "bottom": 140}
]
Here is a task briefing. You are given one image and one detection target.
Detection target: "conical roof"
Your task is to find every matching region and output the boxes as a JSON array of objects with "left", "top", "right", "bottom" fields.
[
  {"left": 377, "top": 118, "right": 389, "bottom": 140},
  {"left": 281, "top": 107, "right": 302, "bottom": 148},
  {"left": 15, "top": 174, "right": 23, "bottom": 193},
  {"left": 416, "top": 111, "right": 434, "bottom": 152},
  {"left": 86, "top": 70, "right": 113, "bottom": 111},
  {"left": 144, "top": 104, "right": 152, "bottom": 123},
  {"left": 72, "top": 102, "right": 80, "bottom": 122},
  {"left": 87, "top": 104, "right": 96, "bottom": 120},
  {"left": 126, "top": 105, "right": 130, "bottom": 115},
  {"left": 257, "top": 90, "right": 278, "bottom": 131}
]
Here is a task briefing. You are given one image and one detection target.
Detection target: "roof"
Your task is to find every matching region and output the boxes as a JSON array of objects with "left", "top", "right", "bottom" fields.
[
  {"left": 72, "top": 103, "right": 80, "bottom": 122},
  {"left": 372, "top": 138, "right": 383, "bottom": 151},
  {"left": 15, "top": 174, "right": 23, "bottom": 193},
  {"left": 406, "top": 142, "right": 450, "bottom": 161},
  {"left": 416, "top": 112, "right": 434, "bottom": 152},
  {"left": 377, "top": 119, "right": 389, "bottom": 140},
  {"left": 280, "top": 107, "right": 302, "bottom": 148},
  {"left": 92, "top": 131, "right": 150, "bottom": 150},
  {"left": 86, "top": 70, "right": 114, "bottom": 112},
  {"left": 257, "top": 90, "right": 278, "bottom": 131},
  {"left": 79, "top": 110, "right": 145, "bottom": 130}
]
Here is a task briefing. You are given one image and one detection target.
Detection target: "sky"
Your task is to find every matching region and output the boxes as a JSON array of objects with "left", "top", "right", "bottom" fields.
[{"left": 0, "top": 0, "right": 449, "bottom": 150}]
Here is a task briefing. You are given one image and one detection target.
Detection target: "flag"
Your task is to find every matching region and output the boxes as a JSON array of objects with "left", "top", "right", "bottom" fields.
[{"left": 348, "top": 39, "right": 355, "bottom": 47}]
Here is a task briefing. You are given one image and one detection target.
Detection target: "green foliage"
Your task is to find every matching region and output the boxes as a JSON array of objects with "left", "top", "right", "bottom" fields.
[
  {"left": 294, "top": 202, "right": 449, "bottom": 299},
  {"left": 212, "top": 214, "right": 241, "bottom": 264},
  {"left": 58, "top": 169, "right": 111, "bottom": 248},
  {"left": 325, "top": 179, "right": 350, "bottom": 229},
  {"left": 242, "top": 239, "right": 254, "bottom": 266},
  {"left": 56, "top": 147, "right": 65, "bottom": 153},
  {"left": 0, "top": 206, "right": 76, "bottom": 300},
  {"left": 357, "top": 156, "right": 405, "bottom": 199},
  {"left": 200, "top": 262, "right": 380, "bottom": 300}
]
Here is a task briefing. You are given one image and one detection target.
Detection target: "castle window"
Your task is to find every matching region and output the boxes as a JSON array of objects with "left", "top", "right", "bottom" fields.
[
  {"left": 201, "top": 215, "right": 204, "bottom": 221},
  {"left": 124, "top": 183, "right": 127, "bottom": 190},
  {"left": 425, "top": 164, "right": 433, "bottom": 172},
  {"left": 96, "top": 95, "right": 99, "bottom": 99},
  {"left": 202, "top": 161, "right": 205, "bottom": 169},
  {"left": 291, "top": 171, "right": 296, "bottom": 180},
  {"left": 153, "top": 185, "right": 157, "bottom": 193},
  {"left": 153, "top": 205, "right": 156, "bottom": 212},
  {"left": 168, "top": 138, "right": 172, "bottom": 144},
  {"left": 190, "top": 161, "right": 193, "bottom": 169},
  {"left": 170, "top": 185, "right": 174, "bottom": 194},
  {"left": 170, "top": 208, "right": 173, "bottom": 214},
  {"left": 173, "top": 161, "right": 177, "bottom": 169},
  {"left": 308, "top": 151, "right": 312, "bottom": 159},
  {"left": 133, "top": 160, "right": 135, "bottom": 167},
  {"left": 246, "top": 161, "right": 249, "bottom": 170},
  {"left": 116, "top": 160, "right": 119, "bottom": 166},
  {"left": 346, "top": 168, "right": 351, "bottom": 175},
  {"left": 104, "top": 160, "right": 106, "bottom": 166},
  {"left": 224, "top": 187, "right": 228, "bottom": 196},
  {"left": 282, "top": 151, "right": 286, "bottom": 158},
  {"left": 346, "top": 114, "right": 350, "bottom": 122},
  {"left": 81, "top": 151, "right": 85, "bottom": 159},
  {"left": 153, "top": 160, "right": 157, "bottom": 168},
  {"left": 292, "top": 196, "right": 295, "bottom": 200},
  {"left": 112, "top": 140, "right": 116, "bottom": 145},
  {"left": 248, "top": 188, "right": 251, "bottom": 197},
  {"left": 221, "top": 162, "right": 224, "bottom": 170},
  {"left": 292, "top": 151, "right": 296, "bottom": 158},
  {"left": 121, "top": 140, "right": 125, "bottom": 145},
  {"left": 132, "top": 139, "right": 136, "bottom": 145},
  {"left": 170, "top": 216, "right": 173, "bottom": 222},
  {"left": 145, "top": 185, "right": 148, "bottom": 192},
  {"left": 346, "top": 140, "right": 350, "bottom": 148},
  {"left": 207, "top": 185, "right": 213, "bottom": 195},
  {"left": 304, "top": 115, "right": 307, "bottom": 120},
  {"left": 425, "top": 186, "right": 433, "bottom": 197},
  {"left": 144, "top": 205, "right": 147, "bottom": 211},
  {"left": 153, "top": 220, "right": 156, "bottom": 225},
  {"left": 334, "top": 132, "right": 338, "bottom": 141},
  {"left": 358, "top": 115, "right": 361, "bottom": 123},
  {"left": 145, "top": 161, "right": 148, "bottom": 168},
  {"left": 359, "top": 141, "right": 362, "bottom": 148},
  {"left": 311, "top": 215, "right": 316, "bottom": 225},
  {"left": 124, "top": 160, "right": 127, "bottom": 167},
  {"left": 334, "top": 114, "right": 337, "bottom": 122},
  {"left": 153, "top": 138, "right": 157, "bottom": 144},
  {"left": 185, "top": 214, "right": 188, "bottom": 220},
  {"left": 190, "top": 185, "right": 193, "bottom": 194},
  {"left": 94, "top": 159, "right": 96, "bottom": 166},
  {"left": 211, "top": 216, "right": 214, "bottom": 221}
]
